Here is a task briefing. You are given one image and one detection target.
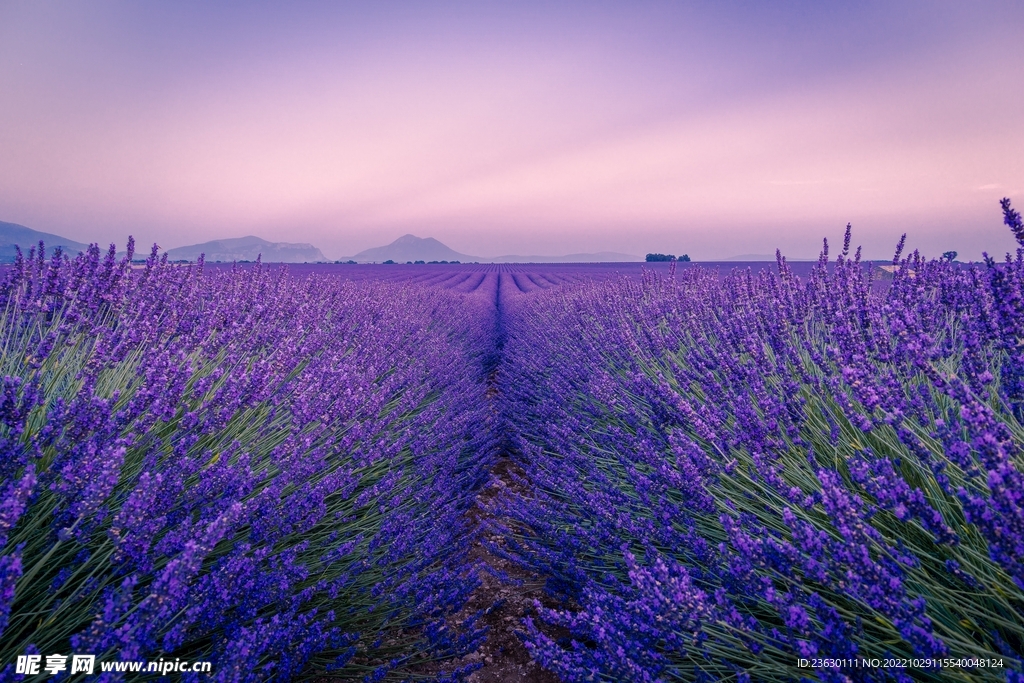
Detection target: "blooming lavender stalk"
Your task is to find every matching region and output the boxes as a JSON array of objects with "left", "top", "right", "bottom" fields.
[
  {"left": 494, "top": 217, "right": 1024, "bottom": 681},
  {"left": 1003, "top": 198, "right": 1024, "bottom": 247},
  {"left": 0, "top": 246, "right": 496, "bottom": 680}
]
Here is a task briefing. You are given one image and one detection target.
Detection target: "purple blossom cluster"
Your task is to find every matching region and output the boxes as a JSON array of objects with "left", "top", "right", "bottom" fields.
[
  {"left": 494, "top": 220, "right": 1024, "bottom": 681},
  {"left": 5, "top": 205, "right": 1024, "bottom": 682},
  {"left": 0, "top": 242, "right": 498, "bottom": 681}
]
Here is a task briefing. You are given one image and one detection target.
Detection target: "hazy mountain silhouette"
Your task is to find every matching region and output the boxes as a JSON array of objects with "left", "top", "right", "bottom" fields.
[
  {"left": 0, "top": 221, "right": 90, "bottom": 262},
  {"left": 1, "top": 222, "right": 641, "bottom": 264},
  {"left": 348, "top": 234, "right": 640, "bottom": 262},
  {"left": 352, "top": 234, "right": 474, "bottom": 262},
  {"left": 165, "top": 236, "right": 327, "bottom": 262}
]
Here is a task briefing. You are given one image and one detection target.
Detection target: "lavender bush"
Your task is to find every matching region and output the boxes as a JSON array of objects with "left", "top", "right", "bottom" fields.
[
  {"left": 494, "top": 214, "right": 1024, "bottom": 681},
  {"left": 0, "top": 243, "right": 497, "bottom": 681},
  {"left": 4, "top": 202, "right": 1024, "bottom": 682}
]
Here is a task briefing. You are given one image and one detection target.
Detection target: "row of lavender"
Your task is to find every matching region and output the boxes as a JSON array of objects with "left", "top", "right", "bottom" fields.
[
  {"left": 0, "top": 243, "right": 497, "bottom": 681},
  {"left": 495, "top": 223, "right": 1024, "bottom": 681}
]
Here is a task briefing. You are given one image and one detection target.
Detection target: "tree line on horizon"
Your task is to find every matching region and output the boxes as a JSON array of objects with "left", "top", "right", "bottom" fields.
[{"left": 645, "top": 252, "right": 690, "bottom": 262}]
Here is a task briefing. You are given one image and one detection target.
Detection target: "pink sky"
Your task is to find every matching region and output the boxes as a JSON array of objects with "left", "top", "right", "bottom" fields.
[{"left": 1, "top": 2, "right": 1022, "bottom": 260}]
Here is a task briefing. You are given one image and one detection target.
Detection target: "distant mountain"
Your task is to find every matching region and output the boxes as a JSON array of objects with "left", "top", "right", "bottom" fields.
[
  {"left": 0, "top": 221, "right": 90, "bottom": 262},
  {"left": 346, "top": 234, "right": 641, "bottom": 263},
  {"left": 165, "top": 236, "right": 327, "bottom": 263},
  {"left": 351, "top": 234, "right": 474, "bottom": 262}
]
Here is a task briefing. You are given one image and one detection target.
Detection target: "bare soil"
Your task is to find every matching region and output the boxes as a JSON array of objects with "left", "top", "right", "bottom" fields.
[
  {"left": 454, "top": 459, "right": 561, "bottom": 683},
  {"left": 402, "top": 453, "right": 565, "bottom": 682}
]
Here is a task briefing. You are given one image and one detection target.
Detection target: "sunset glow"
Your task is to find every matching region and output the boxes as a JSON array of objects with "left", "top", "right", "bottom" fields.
[{"left": 2, "top": 1, "right": 1022, "bottom": 259}]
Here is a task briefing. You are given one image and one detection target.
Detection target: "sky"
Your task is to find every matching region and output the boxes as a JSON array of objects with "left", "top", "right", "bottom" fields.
[{"left": 1, "top": 1, "right": 1022, "bottom": 261}]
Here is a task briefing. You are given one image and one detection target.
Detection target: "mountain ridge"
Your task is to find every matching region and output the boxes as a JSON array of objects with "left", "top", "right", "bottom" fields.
[
  {"left": 352, "top": 234, "right": 474, "bottom": 262},
  {"left": 165, "top": 236, "right": 328, "bottom": 262},
  {"left": 346, "top": 234, "right": 641, "bottom": 263},
  {"left": 2, "top": 222, "right": 646, "bottom": 265},
  {"left": 0, "top": 221, "right": 90, "bottom": 262}
]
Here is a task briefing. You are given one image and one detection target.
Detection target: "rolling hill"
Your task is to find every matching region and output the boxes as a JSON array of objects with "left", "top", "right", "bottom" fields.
[
  {"left": 165, "top": 236, "right": 328, "bottom": 263},
  {"left": 347, "top": 234, "right": 640, "bottom": 263},
  {"left": 0, "top": 221, "right": 90, "bottom": 262}
]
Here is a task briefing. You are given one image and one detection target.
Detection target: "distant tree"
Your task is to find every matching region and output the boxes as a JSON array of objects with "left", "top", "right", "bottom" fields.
[
  {"left": 346, "top": 260, "right": 356, "bottom": 264},
  {"left": 406, "top": 261, "right": 413, "bottom": 264},
  {"left": 414, "top": 260, "right": 425, "bottom": 264},
  {"left": 451, "top": 260, "right": 460, "bottom": 264},
  {"left": 645, "top": 253, "right": 676, "bottom": 262},
  {"left": 680, "top": 254, "right": 691, "bottom": 262},
  {"left": 942, "top": 251, "right": 958, "bottom": 262},
  {"left": 383, "top": 259, "right": 395, "bottom": 264}
]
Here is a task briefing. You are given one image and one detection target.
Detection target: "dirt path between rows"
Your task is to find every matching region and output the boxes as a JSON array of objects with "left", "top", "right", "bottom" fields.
[
  {"left": 451, "top": 274, "right": 561, "bottom": 682},
  {"left": 406, "top": 383, "right": 562, "bottom": 682},
  {"left": 410, "top": 272, "right": 564, "bottom": 682},
  {"left": 455, "top": 457, "right": 560, "bottom": 683}
]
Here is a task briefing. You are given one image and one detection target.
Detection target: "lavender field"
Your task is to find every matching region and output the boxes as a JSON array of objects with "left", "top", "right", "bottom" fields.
[{"left": 3, "top": 212, "right": 1024, "bottom": 682}]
